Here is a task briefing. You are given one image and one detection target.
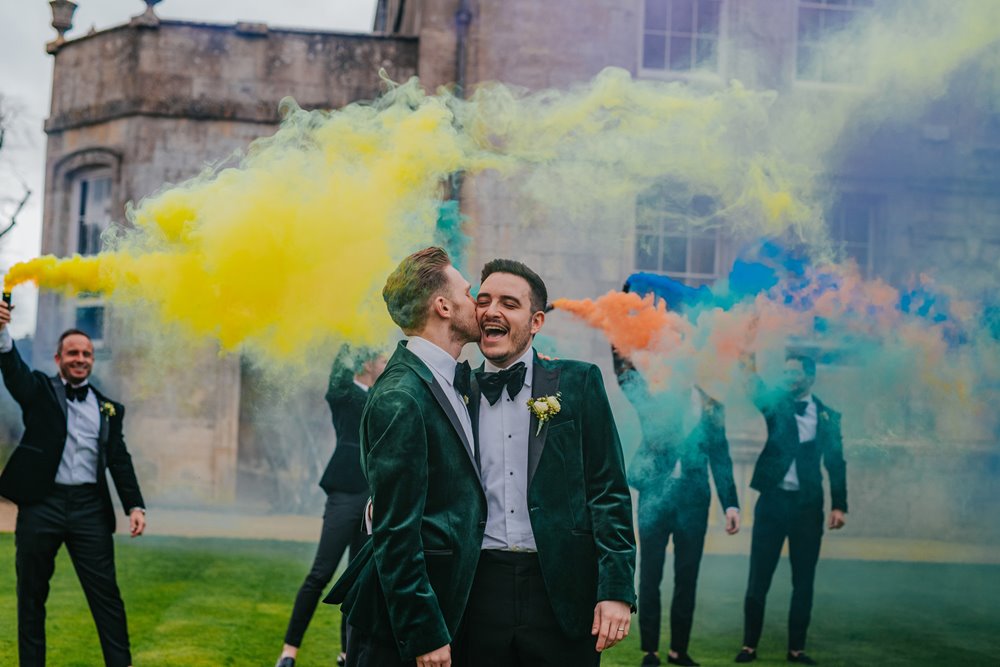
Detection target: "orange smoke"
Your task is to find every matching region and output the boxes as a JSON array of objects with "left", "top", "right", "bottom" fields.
[{"left": 552, "top": 291, "right": 691, "bottom": 358}]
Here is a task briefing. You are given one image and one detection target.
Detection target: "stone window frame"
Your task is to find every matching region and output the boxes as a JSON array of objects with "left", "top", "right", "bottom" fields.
[
  {"left": 795, "top": 0, "right": 875, "bottom": 86},
  {"left": 638, "top": 0, "right": 727, "bottom": 82},
  {"left": 51, "top": 148, "right": 123, "bottom": 346},
  {"left": 633, "top": 188, "right": 722, "bottom": 287},
  {"left": 829, "top": 191, "right": 879, "bottom": 279}
]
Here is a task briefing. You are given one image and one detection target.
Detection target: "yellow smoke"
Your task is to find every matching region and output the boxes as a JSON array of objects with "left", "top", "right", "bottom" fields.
[{"left": 4, "top": 1, "right": 999, "bottom": 365}]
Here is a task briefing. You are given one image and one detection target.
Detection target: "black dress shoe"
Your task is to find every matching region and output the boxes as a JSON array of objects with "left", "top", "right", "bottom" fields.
[
  {"left": 735, "top": 649, "right": 757, "bottom": 663},
  {"left": 336, "top": 653, "right": 347, "bottom": 666},
  {"left": 641, "top": 654, "right": 661, "bottom": 667},
  {"left": 275, "top": 658, "right": 295, "bottom": 667},
  {"left": 787, "top": 652, "right": 818, "bottom": 665},
  {"left": 668, "top": 653, "right": 700, "bottom": 666}
]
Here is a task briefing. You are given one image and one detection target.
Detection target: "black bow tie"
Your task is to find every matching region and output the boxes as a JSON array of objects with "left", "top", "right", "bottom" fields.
[
  {"left": 476, "top": 362, "right": 527, "bottom": 406},
  {"left": 794, "top": 400, "right": 809, "bottom": 416},
  {"left": 454, "top": 360, "right": 472, "bottom": 400},
  {"left": 66, "top": 384, "right": 90, "bottom": 402}
]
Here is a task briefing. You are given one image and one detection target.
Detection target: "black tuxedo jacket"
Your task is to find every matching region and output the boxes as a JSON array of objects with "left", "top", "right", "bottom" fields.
[
  {"left": 746, "top": 375, "right": 848, "bottom": 511},
  {"left": 319, "top": 364, "right": 368, "bottom": 495},
  {"left": 619, "top": 368, "right": 739, "bottom": 511},
  {"left": 0, "top": 342, "right": 144, "bottom": 530}
]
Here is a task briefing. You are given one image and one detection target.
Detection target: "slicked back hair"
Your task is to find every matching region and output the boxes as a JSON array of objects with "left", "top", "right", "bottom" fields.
[
  {"left": 786, "top": 352, "right": 817, "bottom": 378},
  {"left": 382, "top": 246, "right": 452, "bottom": 333},
  {"left": 56, "top": 329, "right": 93, "bottom": 356},
  {"left": 481, "top": 259, "right": 548, "bottom": 315}
]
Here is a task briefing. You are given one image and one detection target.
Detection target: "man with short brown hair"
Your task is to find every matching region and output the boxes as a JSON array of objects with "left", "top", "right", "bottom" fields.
[
  {"left": 0, "top": 302, "right": 145, "bottom": 667},
  {"left": 326, "top": 246, "right": 485, "bottom": 667}
]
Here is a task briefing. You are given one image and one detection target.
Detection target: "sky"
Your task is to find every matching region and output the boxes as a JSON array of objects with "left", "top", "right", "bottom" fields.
[{"left": 0, "top": 0, "right": 378, "bottom": 338}]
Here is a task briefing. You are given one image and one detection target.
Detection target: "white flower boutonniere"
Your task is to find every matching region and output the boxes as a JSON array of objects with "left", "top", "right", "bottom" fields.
[
  {"left": 526, "top": 392, "right": 561, "bottom": 436},
  {"left": 100, "top": 401, "right": 116, "bottom": 418}
]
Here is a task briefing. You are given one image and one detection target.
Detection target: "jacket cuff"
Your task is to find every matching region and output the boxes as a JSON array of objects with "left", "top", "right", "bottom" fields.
[{"left": 396, "top": 624, "right": 450, "bottom": 661}]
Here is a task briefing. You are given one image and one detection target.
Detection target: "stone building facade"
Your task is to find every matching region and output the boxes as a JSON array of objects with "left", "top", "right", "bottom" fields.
[
  {"left": 38, "top": 7, "right": 417, "bottom": 505},
  {"left": 34, "top": 1, "right": 1000, "bottom": 542}
]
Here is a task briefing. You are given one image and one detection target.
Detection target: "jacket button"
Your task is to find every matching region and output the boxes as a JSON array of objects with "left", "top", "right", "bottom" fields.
[{"left": 478, "top": 520, "right": 486, "bottom": 527}]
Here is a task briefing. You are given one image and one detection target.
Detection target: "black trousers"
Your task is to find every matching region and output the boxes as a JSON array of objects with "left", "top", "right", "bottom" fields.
[
  {"left": 284, "top": 490, "right": 368, "bottom": 651},
  {"left": 637, "top": 491, "right": 709, "bottom": 655},
  {"left": 461, "top": 550, "right": 601, "bottom": 667},
  {"left": 15, "top": 483, "right": 131, "bottom": 667},
  {"left": 742, "top": 490, "right": 824, "bottom": 652}
]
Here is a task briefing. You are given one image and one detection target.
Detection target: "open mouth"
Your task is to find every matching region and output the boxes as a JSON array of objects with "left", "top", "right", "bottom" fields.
[{"left": 481, "top": 321, "right": 509, "bottom": 343}]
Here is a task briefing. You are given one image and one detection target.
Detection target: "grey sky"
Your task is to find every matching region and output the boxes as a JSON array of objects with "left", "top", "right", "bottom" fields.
[{"left": 0, "top": 0, "right": 377, "bottom": 337}]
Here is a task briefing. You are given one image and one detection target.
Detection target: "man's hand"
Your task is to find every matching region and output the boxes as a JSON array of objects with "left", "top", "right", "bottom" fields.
[
  {"left": 828, "top": 509, "right": 846, "bottom": 530},
  {"left": 129, "top": 509, "right": 146, "bottom": 537},
  {"left": 416, "top": 644, "right": 451, "bottom": 667},
  {"left": 591, "top": 600, "right": 631, "bottom": 652},
  {"left": 0, "top": 301, "right": 11, "bottom": 331},
  {"left": 725, "top": 508, "right": 740, "bottom": 535}
]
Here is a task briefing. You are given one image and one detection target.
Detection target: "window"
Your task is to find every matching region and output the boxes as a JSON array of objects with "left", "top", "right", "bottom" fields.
[
  {"left": 636, "top": 190, "right": 720, "bottom": 287},
  {"left": 73, "top": 170, "right": 112, "bottom": 256},
  {"left": 829, "top": 193, "right": 878, "bottom": 277},
  {"left": 69, "top": 169, "right": 113, "bottom": 343},
  {"left": 641, "top": 0, "right": 722, "bottom": 74},
  {"left": 797, "top": 0, "right": 874, "bottom": 83}
]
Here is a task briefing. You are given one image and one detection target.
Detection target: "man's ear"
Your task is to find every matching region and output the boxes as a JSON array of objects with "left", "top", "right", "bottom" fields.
[
  {"left": 431, "top": 294, "right": 451, "bottom": 320},
  {"left": 529, "top": 310, "right": 545, "bottom": 335}
]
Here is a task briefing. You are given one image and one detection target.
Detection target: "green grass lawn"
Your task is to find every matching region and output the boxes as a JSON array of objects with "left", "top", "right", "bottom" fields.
[{"left": 0, "top": 533, "right": 997, "bottom": 666}]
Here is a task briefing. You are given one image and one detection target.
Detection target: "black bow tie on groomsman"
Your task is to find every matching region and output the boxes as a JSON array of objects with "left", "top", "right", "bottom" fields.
[
  {"left": 794, "top": 400, "right": 809, "bottom": 416},
  {"left": 66, "top": 384, "right": 90, "bottom": 402},
  {"left": 454, "top": 360, "right": 472, "bottom": 404},
  {"left": 476, "top": 361, "right": 527, "bottom": 406}
]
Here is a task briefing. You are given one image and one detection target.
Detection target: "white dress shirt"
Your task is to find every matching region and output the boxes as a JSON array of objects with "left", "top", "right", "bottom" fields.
[
  {"left": 781, "top": 394, "right": 817, "bottom": 491},
  {"left": 479, "top": 346, "right": 536, "bottom": 551},
  {"left": 0, "top": 328, "right": 100, "bottom": 485}
]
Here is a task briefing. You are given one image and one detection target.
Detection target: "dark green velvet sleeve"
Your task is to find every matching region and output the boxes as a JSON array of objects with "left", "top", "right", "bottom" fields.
[
  {"left": 364, "top": 388, "right": 450, "bottom": 658},
  {"left": 581, "top": 365, "right": 637, "bottom": 607}
]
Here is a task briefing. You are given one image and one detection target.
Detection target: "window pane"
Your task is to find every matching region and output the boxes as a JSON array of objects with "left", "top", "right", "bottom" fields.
[
  {"left": 689, "top": 235, "right": 718, "bottom": 274},
  {"left": 636, "top": 234, "right": 660, "bottom": 270},
  {"left": 796, "top": 43, "right": 816, "bottom": 78},
  {"left": 842, "top": 210, "right": 871, "bottom": 243},
  {"left": 694, "top": 37, "right": 717, "bottom": 69},
  {"left": 662, "top": 236, "right": 688, "bottom": 273},
  {"left": 825, "top": 8, "right": 853, "bottom": 32},
  {"left": 668, "top": 36, "right": 693, "bottom": 70},
  {"left": 669, "top": 0, "right": 695, "bottom": 33},
  {"left": 697, "top": 0, "right": 721, "bottom": 36},
  {"left": 75, "top": 306, "right": 105, "bottom": 341},
  {"left": 798, "top": 7, "right": 823, "bottom": 43},
  {"left": 645, "top": 0, "right": 669, "bottom": 31},
  {"left": 643, "top": 33, "right": 667, "bottom": 69}
]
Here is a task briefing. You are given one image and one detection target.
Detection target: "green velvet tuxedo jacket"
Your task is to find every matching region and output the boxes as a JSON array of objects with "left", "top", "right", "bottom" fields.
[
  {"left": 325, "top": 341, "right": 487, "bottom": 660},
  {"left": 471, "top": 353, "right": 637, "bottom": 638}
]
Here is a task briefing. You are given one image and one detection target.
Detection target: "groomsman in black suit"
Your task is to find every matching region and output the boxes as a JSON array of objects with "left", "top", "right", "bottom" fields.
[
  {"left": 614, "top": 350, "right": 740, "bottom": 667},
  {"left": 275, "top": 347, "right": 385, "bottom": 667},
  {"left": 735, "top": 353, "right": 847, "bottom": 666},
  {"left": 461, "top": 259, "right": 636, "bottom": 665},
  {"left": 0, "top": 301, "right": 145, "bottom": 667}
]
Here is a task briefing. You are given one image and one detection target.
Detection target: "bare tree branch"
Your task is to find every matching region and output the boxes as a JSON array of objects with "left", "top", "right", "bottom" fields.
[{"left": 0, "top": 186, "right": 30, "bottom": 241}]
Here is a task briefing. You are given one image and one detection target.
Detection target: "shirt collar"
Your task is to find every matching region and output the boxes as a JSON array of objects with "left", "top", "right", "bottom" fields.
[
  {"left": 60, "top": 377, "right": 89, "bottom": 388},
  {"left": 353, "top": 379, "right": 370, "bottom": 393},
  {"left": 484, "top": 346, "right": 534, "bottom": 389},
  {"left": 406, "top": 336, "right": 458, "bottom": 387}
]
